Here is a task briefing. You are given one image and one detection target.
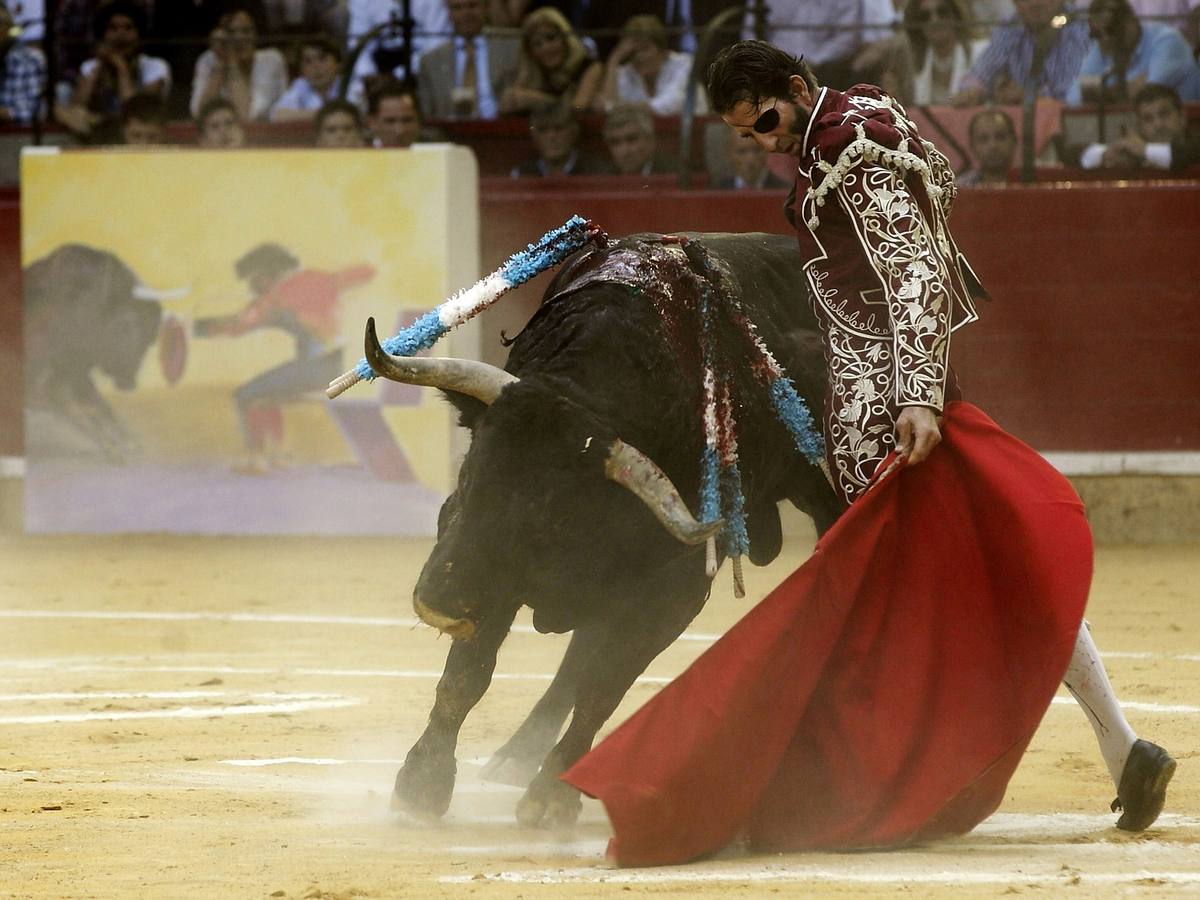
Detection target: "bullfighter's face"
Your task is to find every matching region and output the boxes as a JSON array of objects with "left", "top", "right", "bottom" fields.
[{"left": 721, "top": 74, "right": 815, "bottom": 159}]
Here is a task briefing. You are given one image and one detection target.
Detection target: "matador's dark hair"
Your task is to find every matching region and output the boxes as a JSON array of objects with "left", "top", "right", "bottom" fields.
[{"left": 706, "top": 40, "right": 817, "bottom": 114}]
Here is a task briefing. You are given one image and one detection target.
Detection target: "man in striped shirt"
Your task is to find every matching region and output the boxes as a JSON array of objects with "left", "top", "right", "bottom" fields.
[
  {"left": 952, "top": 0, "right": 1090, "bottom": 103},
  {"left": 0, "top": 1, "right": 44, "bottom": 124}
]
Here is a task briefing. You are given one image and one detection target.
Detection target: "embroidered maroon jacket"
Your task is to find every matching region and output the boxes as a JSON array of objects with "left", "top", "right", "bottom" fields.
[{"left": 785, "top": 84, "right": 988, "bottom": 501}]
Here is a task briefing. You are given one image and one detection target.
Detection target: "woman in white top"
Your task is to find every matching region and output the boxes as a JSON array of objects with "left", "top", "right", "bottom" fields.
[
  {"left": 62, "top": 1, "right": 171, "bottom": 142},
  {"left": 599, "top": 14, "right": 701, "bottom": 116},
  {"left": 191, "top": 8, "right": 288, "bottom": 122},
  {"left": 879, "top": 0, "right": 983, "bottom": 106}
]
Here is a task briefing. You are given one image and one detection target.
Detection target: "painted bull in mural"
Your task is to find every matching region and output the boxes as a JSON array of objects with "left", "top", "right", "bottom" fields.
[
  {"left": 24, "top": 244, "right": 166, "bottom": 462},
  {"left": 367, "top": 232, "right": 841, "bottom": 828}
]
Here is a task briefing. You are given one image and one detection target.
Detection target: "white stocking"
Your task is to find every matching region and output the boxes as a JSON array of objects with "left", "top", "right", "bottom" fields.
[{"left": 1062, "top": 622, "right": 1138, "bottom": 787}]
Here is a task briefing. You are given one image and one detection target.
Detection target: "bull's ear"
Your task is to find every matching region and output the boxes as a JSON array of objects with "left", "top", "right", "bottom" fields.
[{"left": 442, "top": 391, "right": 486, "bottom": 430}]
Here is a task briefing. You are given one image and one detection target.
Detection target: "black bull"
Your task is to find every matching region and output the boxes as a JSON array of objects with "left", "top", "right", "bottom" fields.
[{"left": 368, "top": 232, "right": 843, "bottom": 828}]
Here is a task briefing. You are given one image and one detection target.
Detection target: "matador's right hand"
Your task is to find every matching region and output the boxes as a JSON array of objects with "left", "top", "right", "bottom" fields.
[{"left": 896, "top": 406, "right": 942, "bottom": 466}]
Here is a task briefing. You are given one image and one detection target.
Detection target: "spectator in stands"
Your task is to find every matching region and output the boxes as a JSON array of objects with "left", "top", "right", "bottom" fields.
[
  {"left": 602, "top": 102, "right": 678, "bottom": 175},
  {"left": 745, "top": 1, "right": 896, "bottom": 89},
  {"left": 60, "top": 1, "right": 170, "bottom": 142},
  {"left": 600, "top": 14, "right": 697, "bottom": 116},
  {"left": 191, "top": 6, "right": 288, "bottom": 121},
  {"left": 315, "top": 98, "right": 368, "bottom": 146},
  {"left": 347, "top": 0, "right": 450, "bottom": 96},
  {"left": 500, "top": 7, "right": 602, "bottom": 114},
  {"left": 271, "top": 35, "right": 352, "bottom": 121},
  {"left": 959, "top": 108, "right": 1017, "bottom": 183},
  {"left": 4, "top": 0, "right": 43, "bottom": 43},
  {"left": 1079, "top": 82, "right": 1200, "bottom": 168},
  {"left": 0, "top": 1, "right": 45, "bottom": 124},
  {"left": 120, "top": 91, "right": 167, "bottom": 144},
  {"left": 951, "top": 0, "right": 1090, "bottom": 105},
  {"left": 511, "top": 101, "right": 607, "bottom": 175},
  {"left": 710, "top": 128, "right": 789, "bottom": 189},
  {"left": 418, "top": 0, "right": 519, "bottom": 119},
  {"left": 1069, "top": 0, "right": 1199, "bottom": 103},
  {"left": 1128, "top": 1, "right": 1199, "bottom": 29},
  {"left": 196, "top": 95, "right": 247, "bottom": 146},
  {"left": 367, "top": 79, "right": 423, "bottom": 147},
  {"left": 55, "top": 0, "right": 117, "bottom": 92},
  {"left": 877, "top": 0, "right": 983, "bottom": 105},
  {"left": 148, "top": 2, "right": 268, "bottom": 117}
]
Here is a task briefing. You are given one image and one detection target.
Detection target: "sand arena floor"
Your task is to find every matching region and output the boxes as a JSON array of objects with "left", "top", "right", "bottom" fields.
[{"left": 0, "top": 526, "right": 1197, "bottom": 898}]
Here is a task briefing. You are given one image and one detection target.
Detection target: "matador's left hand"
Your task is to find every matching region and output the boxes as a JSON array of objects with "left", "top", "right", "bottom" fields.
[{"left": 896, "top": 406, "right": 942, "bottom": 465}]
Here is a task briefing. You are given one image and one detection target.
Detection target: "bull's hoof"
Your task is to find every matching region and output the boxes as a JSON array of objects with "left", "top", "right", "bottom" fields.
[
  {"left": 480, "top": 753, "right": 541, "bottom": 788},
  {"left": 391, "top": 755, "right": 456, "bottom": 820},
  {"left": 515, "top": 779, "right": 582, "bottom": 830}
]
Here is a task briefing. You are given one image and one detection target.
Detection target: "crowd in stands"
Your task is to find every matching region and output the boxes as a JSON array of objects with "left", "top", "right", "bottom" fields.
[{"left": 0, "top": 0, "right": 1196, "bottom": 182}]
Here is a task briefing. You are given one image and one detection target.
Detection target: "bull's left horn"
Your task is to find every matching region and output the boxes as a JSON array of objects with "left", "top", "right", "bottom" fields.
[
  {"left": 364, "top": 316, "right": 518, "bottom": 405},
  {"left": 605, "top": 440, "right": 723, "bottom": 546}
]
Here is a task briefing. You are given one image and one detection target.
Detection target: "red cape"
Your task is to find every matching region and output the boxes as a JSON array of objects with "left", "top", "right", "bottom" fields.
[{"left": 562, "top": 402, "right": 1091, "bottom": 867}]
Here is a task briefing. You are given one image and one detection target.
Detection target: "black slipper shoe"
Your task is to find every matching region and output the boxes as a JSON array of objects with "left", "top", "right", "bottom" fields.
[{"left": 1111, "top": 739, "right": 1176, "bottom": 832}]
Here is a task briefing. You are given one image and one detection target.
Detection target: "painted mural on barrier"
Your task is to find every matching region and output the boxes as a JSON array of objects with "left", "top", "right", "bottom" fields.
[{"left": 21, "top": 146, "right": 479, "bottom": 534}]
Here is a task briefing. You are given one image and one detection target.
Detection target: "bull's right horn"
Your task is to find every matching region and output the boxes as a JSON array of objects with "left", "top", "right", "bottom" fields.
[
  {"left": 364, "top": 317, "right": 518, "bottom": 405},
  {"left": 605, "top": 439, "right": 723, "bottom": 546}
]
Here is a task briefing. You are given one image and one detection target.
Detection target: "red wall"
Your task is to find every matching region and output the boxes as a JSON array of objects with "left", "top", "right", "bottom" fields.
[
  {"left": 478, "top": 179, "right": 1200, "bottom": 453},
  {"left": 3, "top": 180, "right": 1198, "bottom": 456}
]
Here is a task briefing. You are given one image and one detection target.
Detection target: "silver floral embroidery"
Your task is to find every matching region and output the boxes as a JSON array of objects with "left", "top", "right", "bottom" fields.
[
  {"left": 837, "top": 166, "right": 951, "bottom": 411},
  {"left": 824, "top": 327, "right": 895, "bottom": 500}
]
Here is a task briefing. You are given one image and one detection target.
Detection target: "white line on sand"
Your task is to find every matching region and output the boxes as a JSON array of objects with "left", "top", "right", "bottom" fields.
[
  {"left": 435, "top": 816, "right": 1200, "bottom": 884},
  {"left": 438, "top": 868, "right": 1200, "bottom": 887},
  {"left": 0, "top": 690, "right": 346, "bottom": 703},
  {"left": 1049, "top": 696, "right": 1200, "bottom": 714},
  {"left": 0, "top": 659, "right": 670, "bottom": 684},
  {"left": 5, "top": 610, "right": 1200, "bottom": 660},
  {"left": 0, "top": 660, "right": 1193, "bottom": 712},
  {"left": 0, "top": 694, "right": 361, "bottom": 725},
  {"left": 0, "top": 609, "right": 717, "bottom": 641},
  {"left": 220, "top": 757, "right": 404, "bottom": 767}
]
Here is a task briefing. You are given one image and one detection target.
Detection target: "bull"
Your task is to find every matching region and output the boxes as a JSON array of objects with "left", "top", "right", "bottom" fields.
[
  {"left": 24, "top": 244, "right": 165, "bottom": 462},
  {"left": 367, "top": 232, "right": 841, "bottom": 828}
]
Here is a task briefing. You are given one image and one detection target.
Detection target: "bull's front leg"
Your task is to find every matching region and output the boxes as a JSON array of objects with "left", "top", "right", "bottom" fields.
[
  {"left": 393, "top": 603, "right": 519, "bottom": 819},
  {"left": 516, "top": 567, "right": 710, "bottom": 829},
  {"left": 482, "top": 622, "right": 603, "bottom": 787}
]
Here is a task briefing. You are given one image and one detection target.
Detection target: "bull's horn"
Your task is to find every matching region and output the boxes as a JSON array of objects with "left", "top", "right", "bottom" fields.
[
  {"left": 605, "top": 439, "right": 723, "bottom": 546},
  {"left": 364, "top": 316, "right": 518, "bottom": 405},
  {"left": 132, "top": 284, "right": 191, "bottom": 302}
]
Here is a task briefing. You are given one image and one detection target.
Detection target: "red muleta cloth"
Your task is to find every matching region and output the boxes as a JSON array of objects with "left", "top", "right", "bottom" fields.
[{"left": 562, "top": 402, "right": 1091, "bottom": 867}]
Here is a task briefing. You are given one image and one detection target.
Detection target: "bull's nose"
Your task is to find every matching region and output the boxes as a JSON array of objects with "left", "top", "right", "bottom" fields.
[{"left": 413, "top": 596, "right": 476, "bottom": 641}]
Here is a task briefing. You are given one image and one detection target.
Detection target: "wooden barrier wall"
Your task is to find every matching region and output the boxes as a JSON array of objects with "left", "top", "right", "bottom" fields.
[{"left": 2, "top": 179, "right": 1198, "bottom": 457}]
